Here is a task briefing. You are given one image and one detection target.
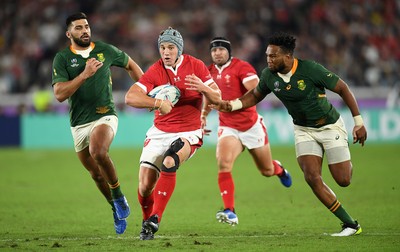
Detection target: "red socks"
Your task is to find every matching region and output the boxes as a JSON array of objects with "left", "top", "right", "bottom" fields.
[
  {"left": 218, "top": 172, "right": 235, "bottom": 211},
  {"left": 138, "top": 189, "right": 154, "bottom": 220},
  {"left": 151, "top": 171, "right": 177, "bottom": 221},
  {"left": 273, "top": 160, "right": 284, "bottom": 176}
]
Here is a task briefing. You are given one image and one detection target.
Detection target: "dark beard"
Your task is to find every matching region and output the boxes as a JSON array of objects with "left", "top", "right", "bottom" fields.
[
  {"left": 73, "top": 36, "right": 91, "bottom": 47},
  {"left": 269, "top": 62, "right": 285, "bottom": 74}
]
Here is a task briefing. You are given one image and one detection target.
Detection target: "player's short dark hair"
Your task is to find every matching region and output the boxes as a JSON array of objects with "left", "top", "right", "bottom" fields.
[
  {"left": 268, "top": 32, "right": 296, "bottom": 55},
  {"left": 66, "top": 12, "right": 87, "bottom": 29}
]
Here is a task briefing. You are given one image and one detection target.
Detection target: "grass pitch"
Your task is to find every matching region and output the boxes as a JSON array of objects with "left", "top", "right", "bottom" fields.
[{"left": 0, "top": 144, "right": 399, "bottom": 251}]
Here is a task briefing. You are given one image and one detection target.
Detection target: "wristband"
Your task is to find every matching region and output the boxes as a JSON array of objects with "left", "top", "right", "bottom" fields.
[
  {"left": 353, "top": 115, "right": 364, "bottom": 126},
  {"left": 230, "top": 99, "right": 243, "bottom": 111}
]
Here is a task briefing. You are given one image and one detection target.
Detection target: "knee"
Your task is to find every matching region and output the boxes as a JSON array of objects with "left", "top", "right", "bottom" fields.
[
  {"left": 161, "top": 138, "right": 184, "bottom": 173},
  {"left": 138, "top": 181, "right": 156, "bottom": 196},
  {"left": 260, "top": 168, "right": 274, "bottom": 177},
  {"left": 337, "top": 177, "right": 351, "bottom": 187},
  {"left": 162, "top": 156, "right": 176, "bottom": 170},
  {"left": 304, "top": 173, "right": 322, "bottom": 187},
  {"left": 260, "top": 165, "right": 275, "bottom": 177},
  {"left": 331, "top": 163, "right": 352, "bottom": 187},
  {"left": 217, "top": 156, "right": 233, "bottom": 172},
  {"left": 89, "top": 146, "right": 108, "bottom": 163}
]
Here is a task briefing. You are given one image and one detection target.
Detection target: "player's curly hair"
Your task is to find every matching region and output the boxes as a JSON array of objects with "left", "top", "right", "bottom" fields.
[{"left": 268, "top": 32, "right": 296, "bottom": 55}]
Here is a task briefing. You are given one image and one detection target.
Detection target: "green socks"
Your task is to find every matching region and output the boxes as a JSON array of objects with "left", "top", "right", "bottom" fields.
[{"left": 329, "top": 199, "right": 356, "bottom": 225}]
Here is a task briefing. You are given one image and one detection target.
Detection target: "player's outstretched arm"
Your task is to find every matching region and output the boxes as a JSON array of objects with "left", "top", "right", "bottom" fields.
[
  {"left": 210, "top": 87, "right": 265, "bottom": 112},
  {"left": 332, "top": 78, "right": 367, "bottom": 146}
]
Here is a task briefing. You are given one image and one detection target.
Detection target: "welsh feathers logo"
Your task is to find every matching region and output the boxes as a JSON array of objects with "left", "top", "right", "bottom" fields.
[
  {"left": 224, "top": 74, "right": 231, "bottom": 83},
  {"left": 97, "top": 53, "right": 105, "bottom": 62},
  {"left": 297, "top": 80, "right": 306, "bottom": 91}
]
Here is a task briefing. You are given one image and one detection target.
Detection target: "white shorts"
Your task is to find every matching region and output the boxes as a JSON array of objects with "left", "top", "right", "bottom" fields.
[
  {"left": 139, "top": 125, "right": 203, "bottom": 171},
  {"left": 218, "top": 115, "right": 268, "bottom": 150},
  {"left": 294, "top": 116, "right": 350, "bottom": 164},
  {"left": 70, "top": 115, "right": 118, "bottom": 152}
]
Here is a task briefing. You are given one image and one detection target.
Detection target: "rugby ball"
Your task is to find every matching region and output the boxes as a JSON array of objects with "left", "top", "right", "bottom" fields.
[{"left": 148, "top": 84, "right": 180, "bottom": 105}]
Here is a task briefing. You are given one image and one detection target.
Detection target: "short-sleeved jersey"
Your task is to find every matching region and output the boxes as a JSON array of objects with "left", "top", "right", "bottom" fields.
[
  {"left": 209, "top": 58, "right": 259, "bottom": 131},
  {"left": 257, "top": 58, "right": 340, "bottom": 128},
  {"left": 137, "top": 54, "right": 214, "bottom": 132},
  {"left": 52, "top": 41, "right": 129, "bottom": 127}
]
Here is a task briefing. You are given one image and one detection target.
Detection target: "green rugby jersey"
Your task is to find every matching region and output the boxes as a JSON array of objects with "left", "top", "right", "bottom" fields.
[
  {"left": 52, "top": 41, "right": 129, "bottom": 127},
  {"left": 257, "top": 59, "right": 340, "bottom": 128}
]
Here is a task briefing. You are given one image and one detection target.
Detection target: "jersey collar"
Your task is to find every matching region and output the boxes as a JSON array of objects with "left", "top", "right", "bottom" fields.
[
  {"left": 277, "top": 58, "right": 298, "bottom": 83},
  {"left": 69, "top": 42, "right": 95, "bottom": 57},
  {"left": 291, "top": 58, "right": 298, "bottom": 75},
  {"left": 214, "top": 58, "right": 232, "bottom": 73}
]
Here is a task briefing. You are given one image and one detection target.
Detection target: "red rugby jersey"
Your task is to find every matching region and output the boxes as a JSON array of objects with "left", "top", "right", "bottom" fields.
[
  {"left": 209, "top": 58, "right": 259, "bottom": 131},
  {"left": 138, "top": 54, "right": 214, "bottom": 132}
]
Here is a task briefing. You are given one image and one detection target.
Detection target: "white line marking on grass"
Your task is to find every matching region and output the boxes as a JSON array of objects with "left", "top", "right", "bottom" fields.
[{"left": 1, "top": 232, "right": 399, "bottom": 242}]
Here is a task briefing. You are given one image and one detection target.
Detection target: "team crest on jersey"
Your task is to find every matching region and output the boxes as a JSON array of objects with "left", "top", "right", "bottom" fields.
[
  {"left": 285, "top": 84, "right": 291, "bottom": 90},
  {"left": 97, "top": 53, "right": 105, "bottom": 62},
  {"left": 224, "top": 74, "right": 231, "bottom": 83},
  {"left": 70, "top": 58, "right": 79, "bottom": 67},
  {"left": 297, "top": 80, "right": 306, "bottom": 91},
  {"left": 96, "top": 106, "right": 110, "bottom": 114},
  {"left": 174, "top": 76, "right": 181, "bottom": 82},
  {"left": 273, "top": 81, "right": 281, "bottom": 92}
]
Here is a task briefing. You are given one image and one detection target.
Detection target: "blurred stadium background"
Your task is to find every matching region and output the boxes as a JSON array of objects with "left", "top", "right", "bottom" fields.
[{"left": 0, "top": 0, "right": 399, "bottom": 147}]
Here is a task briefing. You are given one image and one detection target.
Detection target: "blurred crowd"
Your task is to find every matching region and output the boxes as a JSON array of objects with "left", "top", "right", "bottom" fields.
[{"left": 0, "top": 0, "right": 399, "bottom": 96}]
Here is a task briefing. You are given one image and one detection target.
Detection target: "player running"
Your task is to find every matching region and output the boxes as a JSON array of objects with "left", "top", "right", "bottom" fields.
[
  {"left": 52, "top": 12, "right": 143, "bottom": 234},
  {"left": 211, "top": 32, "right": 366, "bottom": 237},
  {"left": 125, "top": 27, "right": 221, "bottom": 240},
  {"left": 203, "top": 37, "right": 292, "bottom": 226}
]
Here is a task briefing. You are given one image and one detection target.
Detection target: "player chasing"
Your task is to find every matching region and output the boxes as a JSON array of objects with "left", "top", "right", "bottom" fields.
[
  {"left": 211, "top": 32, "right": 367, "bottom": 237},
  {"left": 52, "top": 12, "right": 143, "bottom": 235},
  {"left": 204, "top": 37, "right": 292, "bottom": 226},
  {"left": 125, "top": 27, "right": 221, "bottom": 240}
]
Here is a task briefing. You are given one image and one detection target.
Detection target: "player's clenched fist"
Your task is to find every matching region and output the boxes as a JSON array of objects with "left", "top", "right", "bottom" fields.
[{"left": 83, "top": 58, "right": 103, "bottom": 79}]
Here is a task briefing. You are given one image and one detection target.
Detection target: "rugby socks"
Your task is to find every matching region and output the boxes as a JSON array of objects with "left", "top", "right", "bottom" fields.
[
  {"left": 273, "top": 160, "right": 284, "bottom": 176},
  {"left": 151, "top": 171, "right": 176, "bottom": 222},
  {"left": 328, "top": 199, "right": 357, "bottom": 225},
  {"left": 218, "top": 172, "right": 235, "bottom": 211},
  {"left": 109, "top": 180, "right": 123, "bottom": 199},
  {"left": 138, "top": 189, "right": 154, "bottom": 220},
  {"left": 108, "top": 200, "right": 115, "bottom": 211}
]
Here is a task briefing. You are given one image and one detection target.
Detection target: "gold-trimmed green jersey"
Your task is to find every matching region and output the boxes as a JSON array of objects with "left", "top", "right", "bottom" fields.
[
  {"left": 52, "top": 41, "right": 129, "bottom": 127},
  {"left": 257, "top": 58, "right": 340, "bottom": 128}
]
